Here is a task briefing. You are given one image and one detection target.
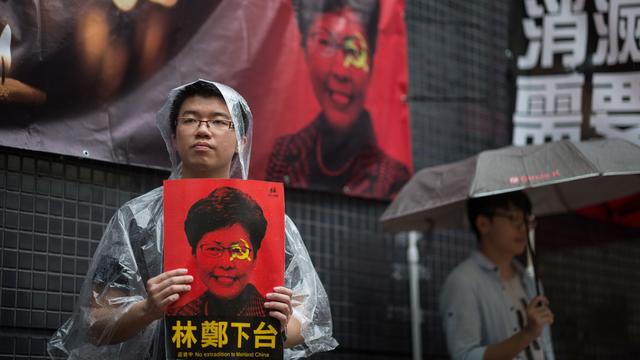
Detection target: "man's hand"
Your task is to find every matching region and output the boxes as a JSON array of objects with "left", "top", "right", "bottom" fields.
[
  {"left": 264, "top": 286, "right": 293, "bottom": 332},
  {"left": 142, "top": 268, "right": 193, "bottom": 320},
  {"left": 88, "top": 268, "right": 192, "bottom": 345},
  {"left": 524, "top": 296, "right": 554, "bottom": 340},
  {"left": 483, "top": 296, "right": 553, "bottom": 359}
]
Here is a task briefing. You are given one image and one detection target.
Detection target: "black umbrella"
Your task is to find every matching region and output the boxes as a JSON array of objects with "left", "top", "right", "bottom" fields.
[
  {"left": 382, "top": 138, "right": 640, "bottom": 232},
  {"left": 383, "top": 138, "right": 640, "bottom": 299}
]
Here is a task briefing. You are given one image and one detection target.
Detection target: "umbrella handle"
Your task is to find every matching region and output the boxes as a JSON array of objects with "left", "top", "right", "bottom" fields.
[{"left": 526, "top": 226, "right": 542, "bottom": 297}]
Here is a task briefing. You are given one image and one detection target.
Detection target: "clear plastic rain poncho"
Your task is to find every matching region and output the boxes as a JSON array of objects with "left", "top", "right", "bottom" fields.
[{"left": 47, "top": 79, "right": 338, "bottom": 359}]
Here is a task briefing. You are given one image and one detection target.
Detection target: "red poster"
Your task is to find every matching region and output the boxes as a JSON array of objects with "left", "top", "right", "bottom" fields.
[{"left": 163, "top": 179, "right": 284, "bottom": 359}]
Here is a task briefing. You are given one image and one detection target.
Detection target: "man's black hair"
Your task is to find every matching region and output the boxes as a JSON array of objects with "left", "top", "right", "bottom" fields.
[
  {"left": 466, "top": 191, "right": 532, "bottom": 242},
  {"left": 169, "top": 81, "right": 248, "bottom": 136},
  {"left": 184, "top": 187, "right": 267, "bottom": 257},
  {"left": 293, "top": 0, "right": 380, "bottom": 58}
]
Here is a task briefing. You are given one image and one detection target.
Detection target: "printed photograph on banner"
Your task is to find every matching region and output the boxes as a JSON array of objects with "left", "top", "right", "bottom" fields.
[
  {"left": 262, "top": 0, "right": 411, "bottom": 200},
  {"left": 0, "top": 1, "right": 217, "bottom": 109},
  {"left": 163, "top": 178, "right": 285, "bottom": 360},
  {"left": 0, "top": 0, "right": 220, "bottom": 168}
]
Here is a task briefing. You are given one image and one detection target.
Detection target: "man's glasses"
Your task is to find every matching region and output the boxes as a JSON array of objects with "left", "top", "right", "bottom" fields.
[
  {"left": 177, "top": 117, "right": 235, "bottom": 131},
  {"left": 198, "top": 243, "right": 252, "bottom": 259},
  {"left": 492, "top": 211, "right": 537, "bottom": 229}
]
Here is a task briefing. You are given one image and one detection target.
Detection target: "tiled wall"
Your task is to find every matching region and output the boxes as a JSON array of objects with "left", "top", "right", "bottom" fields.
[{"left": 0, "top": 150, "right": 167, "bottom": 359}]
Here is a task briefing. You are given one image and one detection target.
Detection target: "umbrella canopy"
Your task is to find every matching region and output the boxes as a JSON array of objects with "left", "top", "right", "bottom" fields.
[{"left": 381, "top": 138, "right": 640, "bottom": 232}]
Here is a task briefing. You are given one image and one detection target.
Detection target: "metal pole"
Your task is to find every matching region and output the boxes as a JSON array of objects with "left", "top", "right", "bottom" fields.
[{"left": 407, "top": 231, "right": 422, "bottom": 360}]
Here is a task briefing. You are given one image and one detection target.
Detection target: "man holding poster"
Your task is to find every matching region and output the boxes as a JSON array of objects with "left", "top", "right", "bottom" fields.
[{"left": 48, "top": 80, "right": 337, "bottom": 359}]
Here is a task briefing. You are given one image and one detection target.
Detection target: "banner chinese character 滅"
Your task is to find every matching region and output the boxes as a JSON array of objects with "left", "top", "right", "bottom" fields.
[{"left": 163, "top": 179, "right": 285, "bottom": 359}]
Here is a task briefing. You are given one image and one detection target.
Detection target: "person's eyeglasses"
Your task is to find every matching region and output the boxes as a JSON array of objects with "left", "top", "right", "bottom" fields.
[
  {"left": 492, "top": 211, "right": 537, "bottom": 229},
  {"left": 177, "top": 117, "right": 235, "bottom": 131},
  {"left": 198, "top": 243, "right": 252, "bottom": 259}
]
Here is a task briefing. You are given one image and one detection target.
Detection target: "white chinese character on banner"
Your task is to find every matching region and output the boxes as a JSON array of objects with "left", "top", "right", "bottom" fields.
[
  {"left": 593, "top": 0, "right": 640, "bottom": 66},
  {"left": 518, "top": 0, "right": 588, "bottom": 69},
  {"left": 513, "top": 74, "right": 584, "bottom": 145},
  {"left": 591, "top": 71, "right": 640, "bottom": 145}
]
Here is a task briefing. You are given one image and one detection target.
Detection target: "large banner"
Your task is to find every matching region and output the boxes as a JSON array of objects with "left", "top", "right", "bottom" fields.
[
  {"left": 0, "top": 0, "right": 411, "bottom": 200},
  {"left": 510, "top": 0, "right": 640, "bottom": 147}
]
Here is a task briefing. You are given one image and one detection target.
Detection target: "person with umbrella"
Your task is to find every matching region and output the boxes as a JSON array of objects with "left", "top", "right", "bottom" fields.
[
  {"left": 439, "top": 191, "right": 555, "bottom": 360},
  {"left": 381, "top": 138, "right": 640, "bottom": 360}
]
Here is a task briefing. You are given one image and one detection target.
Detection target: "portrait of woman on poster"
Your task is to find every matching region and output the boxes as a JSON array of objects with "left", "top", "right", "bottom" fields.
[{"left": 171, "top": 186, "right": 270, "bottom": 318}]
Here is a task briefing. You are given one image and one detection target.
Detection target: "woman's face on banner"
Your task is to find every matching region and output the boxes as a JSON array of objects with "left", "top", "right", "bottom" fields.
[
  {"left": 304, "top": 7, "right": 372, "bottom": 131},
  {"left": 194, "top": 223, "right": 257, "bottom": 300}
]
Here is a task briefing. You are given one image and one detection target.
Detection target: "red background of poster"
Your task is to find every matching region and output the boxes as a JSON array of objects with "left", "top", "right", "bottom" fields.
[{"left": 163, "top": 179, "right": 285, "bottom": 309}]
